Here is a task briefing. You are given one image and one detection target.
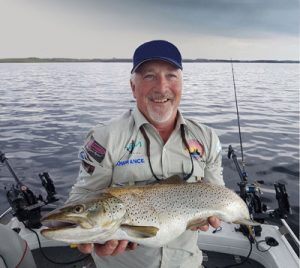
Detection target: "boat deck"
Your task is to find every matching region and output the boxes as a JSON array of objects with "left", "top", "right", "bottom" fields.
[
  {"left": 203, "top": 250, "right": 265, "bottom": 268},
  {"left": 31, "top": 247, "right": 265, "bottom": 268}
]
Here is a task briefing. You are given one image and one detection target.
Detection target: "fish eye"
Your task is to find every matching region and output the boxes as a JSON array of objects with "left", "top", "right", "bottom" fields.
[{"left": 73, "top": 205, "right": 84, "bottom": 213}]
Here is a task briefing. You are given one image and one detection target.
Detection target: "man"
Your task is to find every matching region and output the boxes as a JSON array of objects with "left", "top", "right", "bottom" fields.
[{"left": 68, "top": 40, "right": 224, "bottom": 267}]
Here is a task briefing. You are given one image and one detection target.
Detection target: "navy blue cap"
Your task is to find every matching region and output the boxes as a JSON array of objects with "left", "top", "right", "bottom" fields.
[{"left": 131, "top": 40, "right": 182, "bottom": 73}]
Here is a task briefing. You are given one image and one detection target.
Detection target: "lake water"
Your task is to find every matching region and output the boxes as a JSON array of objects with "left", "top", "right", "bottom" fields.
[{"left": 0, "top": 62, "right": 299, "bottom": 237}]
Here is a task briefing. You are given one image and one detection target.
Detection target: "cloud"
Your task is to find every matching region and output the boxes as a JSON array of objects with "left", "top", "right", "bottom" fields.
[
  {"left": 26, "top": 0, "right": 299, "bottom": 37},
  {"left": 0, "top": 0, "right": 298, "bottom": 59},
  {"left": 114, "top": 0, "right": 299, "bottom": 37}
]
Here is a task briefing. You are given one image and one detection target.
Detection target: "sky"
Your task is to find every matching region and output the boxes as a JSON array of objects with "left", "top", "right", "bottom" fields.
[{"left": 0, "top": 0, "right": 299, "bottom": 60}]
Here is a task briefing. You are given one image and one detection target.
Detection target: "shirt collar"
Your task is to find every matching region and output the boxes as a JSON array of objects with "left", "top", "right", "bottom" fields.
[{"left": 132, "top": 107, "right": 187, "bottom": 130}]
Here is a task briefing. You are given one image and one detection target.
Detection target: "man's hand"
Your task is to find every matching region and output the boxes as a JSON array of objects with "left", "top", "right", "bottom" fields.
[
  {"left": 77, "top": 240, "right": 138, "bottom": 256},
  {"left": 190, "top": 216, "right": 221, "bottom": 231}
]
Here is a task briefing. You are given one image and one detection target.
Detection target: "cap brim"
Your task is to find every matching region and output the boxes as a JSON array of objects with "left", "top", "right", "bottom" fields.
[{"left": 131, "top": 57, "right": 182, "bottom": 73}]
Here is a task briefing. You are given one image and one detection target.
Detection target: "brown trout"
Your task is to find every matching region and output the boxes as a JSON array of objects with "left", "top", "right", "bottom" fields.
[{"left": 41, "top": 179, "right": 257, "bottom": 247}]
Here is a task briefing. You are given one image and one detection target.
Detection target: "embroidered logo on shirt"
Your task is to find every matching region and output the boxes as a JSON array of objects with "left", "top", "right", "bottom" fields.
[
  {"left": 85, "top": 136, "right": 106, "bottom": 163},
  {"left": 125, "top": 140, "right": 143, "bottom": 153},
  {"left": 186, "top": 139, "right": 205, "bottom": 160},
  {"left": 116, "top": 158, "right": 145, "bottom": 166}
]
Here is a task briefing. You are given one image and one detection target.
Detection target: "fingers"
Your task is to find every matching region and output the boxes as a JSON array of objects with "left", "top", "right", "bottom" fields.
[
  {"left": 191, "top": 216, "right": 221, "bottom": 232},
  {"left": 77, "top": 240, "right": 138, "bottom": 257},
  {"left": 111, "top": 240, "right": 129, "bottom": 256},
  {"left": 208, "top": 216, "right": 221, "bottom": 229},
  {"left": 93, "top": 240, "right": 138, "bottom": 256},
  {"left": 197, "top": 224, "right": 209, "bottom": 231},
  {"left": 94, "top": 240, "right": 119, "bottom": 256},
  {"left": 77, "top": 243, "right": 93, "bottom": 254}
]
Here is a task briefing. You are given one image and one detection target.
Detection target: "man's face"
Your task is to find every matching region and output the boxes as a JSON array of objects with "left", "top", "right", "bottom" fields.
[{"left": 130, "top": 60, "right": 182, "bottom": 126}]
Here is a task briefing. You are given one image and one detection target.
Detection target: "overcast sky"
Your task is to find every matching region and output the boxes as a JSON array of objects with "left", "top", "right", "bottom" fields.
[{"left": 0, "top": 0, "right": 299, "bottom": 60}]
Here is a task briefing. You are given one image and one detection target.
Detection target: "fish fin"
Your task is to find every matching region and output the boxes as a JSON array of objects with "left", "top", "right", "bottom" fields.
[
  {"left": 121, "top": 224, "right": 159, "bottom": 238},
  {"left": 186, "top": 218, "right": 208, "bottom": 230},
  {"left": 233, "top": 219, "right": 260, "bottom": 226},
  {"left": 160, "top": 175, "right": 185, "bottom": 184}
]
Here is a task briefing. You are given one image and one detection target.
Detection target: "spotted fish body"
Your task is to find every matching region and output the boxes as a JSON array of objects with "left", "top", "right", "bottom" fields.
[{"left": 41, "top": 181, "right": 255, "bottom": 247}]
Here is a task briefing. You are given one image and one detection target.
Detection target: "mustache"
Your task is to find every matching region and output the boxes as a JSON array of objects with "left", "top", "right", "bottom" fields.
[{"left": 148, "top": 93, "right": 174, "bottom": 100}]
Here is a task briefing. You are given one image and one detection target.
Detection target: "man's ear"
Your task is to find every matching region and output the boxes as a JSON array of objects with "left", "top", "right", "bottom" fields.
[{"left": 130, "top": 79, "right": 137, "bottom": 99}]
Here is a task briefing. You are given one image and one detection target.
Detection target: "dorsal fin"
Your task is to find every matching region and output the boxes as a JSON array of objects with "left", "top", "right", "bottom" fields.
[{"left": 160, "top": 175, "right": 185, "bottom": 184}]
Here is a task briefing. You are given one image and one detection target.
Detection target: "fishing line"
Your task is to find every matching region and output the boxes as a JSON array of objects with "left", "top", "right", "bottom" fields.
[
  {"left": 222, "top": 234, "right": 253, "bottom": 268},
  {"left": 26, "top": 224, "right": 90, "bottom": 266},
  {"left": 230, "top": 61, "right": 246, "bottom": 173}
]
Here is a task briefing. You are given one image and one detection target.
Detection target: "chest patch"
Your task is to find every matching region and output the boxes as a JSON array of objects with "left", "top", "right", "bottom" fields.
[{"left": 186, "top": 139, "right": 205, "bottom": 160}]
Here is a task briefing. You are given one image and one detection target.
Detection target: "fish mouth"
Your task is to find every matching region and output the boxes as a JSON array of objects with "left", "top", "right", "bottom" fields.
[
  {"left": 41, "top": 218, "right": 79, "bottom": 232},
  {"left": 41, "top": 210, "right": 94, "bottom": 231}
]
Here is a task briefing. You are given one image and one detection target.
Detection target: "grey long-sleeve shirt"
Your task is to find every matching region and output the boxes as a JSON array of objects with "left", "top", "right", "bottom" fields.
[{"left": 68, "top": 108, "right": 224, "bottom": 268}]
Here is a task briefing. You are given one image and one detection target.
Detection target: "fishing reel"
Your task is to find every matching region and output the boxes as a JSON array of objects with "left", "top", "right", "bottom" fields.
[{"left": 1, "top": 151, "right": 59, "bottom": 228}]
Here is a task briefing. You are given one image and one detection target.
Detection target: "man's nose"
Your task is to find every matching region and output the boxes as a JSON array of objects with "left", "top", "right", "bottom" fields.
[{"left": 156, "top": 75, "right": 168, "bottom": 93}]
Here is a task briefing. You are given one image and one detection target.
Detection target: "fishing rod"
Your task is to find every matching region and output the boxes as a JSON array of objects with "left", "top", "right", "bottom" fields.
[
  {"left": 227, "top": 62, "right": 291, "bottom": 224},
  {"left": 230, "top": 60, "right": 247, "bottom": 181},
  {"left": 0, "top": 151, "right": 24, "bottom": 187}
]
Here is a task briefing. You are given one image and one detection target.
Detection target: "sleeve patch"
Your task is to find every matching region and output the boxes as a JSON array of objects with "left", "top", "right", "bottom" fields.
[
  {"left": 85, "top": 136, "right": 106, "bottom": 163},
  {"left": 78, "top": 149, "right": 92, "bottom": 162},
  {"left": 82, "top": 160, "right": 95, "bottom": 175}
]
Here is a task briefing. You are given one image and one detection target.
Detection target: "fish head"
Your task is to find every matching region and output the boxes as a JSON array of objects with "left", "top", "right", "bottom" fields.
[{"left": 40, "top": 193, "right": 126, "bottom": 243}]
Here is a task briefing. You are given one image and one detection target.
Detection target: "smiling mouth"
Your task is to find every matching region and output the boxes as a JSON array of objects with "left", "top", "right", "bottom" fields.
[{"left": 152, "top": 98, "right": 169, "bottom": 103}]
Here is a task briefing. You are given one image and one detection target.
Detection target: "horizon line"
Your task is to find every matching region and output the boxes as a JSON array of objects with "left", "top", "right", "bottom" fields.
[{"left": 0, "top": 57, "right": 298, "bottom": 63}]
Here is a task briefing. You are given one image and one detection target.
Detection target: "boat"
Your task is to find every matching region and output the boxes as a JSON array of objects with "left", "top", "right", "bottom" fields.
[{"left": 0, "top": 148, "right": 299, "bottom": 268}]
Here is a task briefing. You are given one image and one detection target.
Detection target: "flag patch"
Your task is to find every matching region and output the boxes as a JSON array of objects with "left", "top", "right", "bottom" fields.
[{"left": 85, "top": 136, "right": 106, "bottom": 163}]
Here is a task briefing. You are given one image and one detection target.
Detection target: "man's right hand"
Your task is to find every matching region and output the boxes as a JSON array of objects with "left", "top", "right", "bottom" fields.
[{"left": 77, "top": 240, "right": 138, "bottom": 256}]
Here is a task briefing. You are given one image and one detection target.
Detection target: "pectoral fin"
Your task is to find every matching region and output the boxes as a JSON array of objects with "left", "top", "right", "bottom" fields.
[
  {"left": 121, "top": 224, "right": 159, "bottom": 238},
  {"left": 233, "top": 219, "right": 260, "bottom": 226}
]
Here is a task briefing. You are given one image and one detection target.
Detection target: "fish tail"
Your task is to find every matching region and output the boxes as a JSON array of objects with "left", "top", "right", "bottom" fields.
[{"left": 233, "top": 218, "right": 260, "bottom": 226}]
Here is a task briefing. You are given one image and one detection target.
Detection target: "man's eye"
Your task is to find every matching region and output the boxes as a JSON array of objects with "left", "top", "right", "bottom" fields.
[
  {"left": 168, "top": 74, "right": 178, "bottom": 79},
  {"left": 144, "top": 74, "right": 155, "bottom": 80}
]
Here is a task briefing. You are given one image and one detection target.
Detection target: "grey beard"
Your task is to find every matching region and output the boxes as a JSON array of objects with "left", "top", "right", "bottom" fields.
[{"left": 146, "top": 106, "right": 174, "bottom": 124}]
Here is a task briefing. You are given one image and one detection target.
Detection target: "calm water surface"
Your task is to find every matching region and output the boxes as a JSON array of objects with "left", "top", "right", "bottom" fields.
[{"left": 0, "top": 62, "right": 299, "bottom": 236}]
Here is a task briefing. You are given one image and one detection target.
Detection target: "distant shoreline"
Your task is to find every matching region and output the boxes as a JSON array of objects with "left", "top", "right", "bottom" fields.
[{"left": 0, "top": 58, "right": 298, "bottom": 64}]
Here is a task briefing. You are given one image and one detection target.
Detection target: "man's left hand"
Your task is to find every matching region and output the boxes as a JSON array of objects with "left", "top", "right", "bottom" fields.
[{"left": 190, "top": 216, "right": 220, "bottom": 231}]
